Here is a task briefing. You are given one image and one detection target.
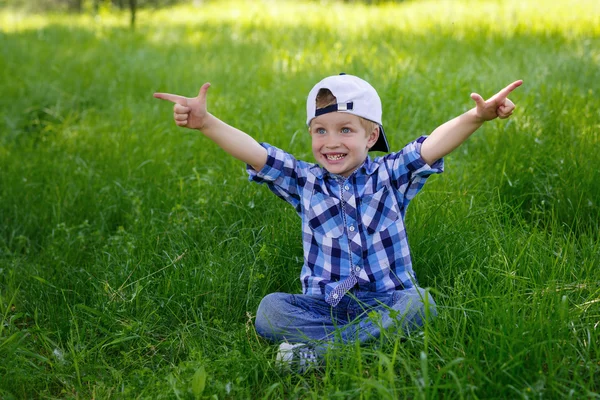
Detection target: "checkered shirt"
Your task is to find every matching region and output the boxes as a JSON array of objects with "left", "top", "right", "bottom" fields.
[{"left": 247, "top": 136, "right": 444, "bottom": 307}]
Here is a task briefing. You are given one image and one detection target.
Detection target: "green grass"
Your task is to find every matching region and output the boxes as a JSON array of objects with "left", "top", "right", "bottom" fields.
[{"left": 1, "top": 0, "right": 599, "bottom": 397}]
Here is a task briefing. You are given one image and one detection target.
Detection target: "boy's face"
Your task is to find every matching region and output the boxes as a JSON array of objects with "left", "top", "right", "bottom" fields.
[{"left": 309, "top": 112, "right": 379, "bottom": 177}]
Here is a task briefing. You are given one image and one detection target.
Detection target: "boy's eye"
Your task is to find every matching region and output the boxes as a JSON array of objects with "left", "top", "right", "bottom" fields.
[
  {"left": 316, "top": 128, "right": 326, "bottom": 134},
  {"left": 341, "top": 127, "right": 351, "bottom": 134}
]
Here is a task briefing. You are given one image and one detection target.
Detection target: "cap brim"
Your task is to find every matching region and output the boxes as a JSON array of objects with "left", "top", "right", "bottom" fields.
[{"left": 369, "top": 124, "right": 389, "bottom": 152}]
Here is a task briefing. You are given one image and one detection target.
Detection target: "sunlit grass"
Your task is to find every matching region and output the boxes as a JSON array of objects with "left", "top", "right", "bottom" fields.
[
  {"left": 1, "top": 0, "right": 599, "bottom": 398},
  {"left": 3, "top": 0, "right": 599, "bottom": 35},
  {"left": 140, "top": 0, "right": 600, "bottom": 36}
]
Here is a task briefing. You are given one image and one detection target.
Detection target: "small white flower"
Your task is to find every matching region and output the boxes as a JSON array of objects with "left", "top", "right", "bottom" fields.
[{"left": 53, "top": 348, "right": 64, "bottom": 363}]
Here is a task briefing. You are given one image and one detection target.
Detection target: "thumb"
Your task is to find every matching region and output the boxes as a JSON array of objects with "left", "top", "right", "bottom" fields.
[
  {"left": 197, "top": 82, "right": 211, "bottom": 100},
  {"left": 470, "top": 93, "right": 485, "bottom": 108}
]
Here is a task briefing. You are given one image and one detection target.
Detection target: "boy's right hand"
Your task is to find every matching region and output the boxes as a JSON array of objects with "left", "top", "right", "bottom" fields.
[{"left": 153, "top": 83, "right": 211, "bottom": 130}]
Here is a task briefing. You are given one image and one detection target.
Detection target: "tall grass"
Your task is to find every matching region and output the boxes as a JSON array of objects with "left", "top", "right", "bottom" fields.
[{"left": 1, "top": 0, "right": 599, "bottom": 397}]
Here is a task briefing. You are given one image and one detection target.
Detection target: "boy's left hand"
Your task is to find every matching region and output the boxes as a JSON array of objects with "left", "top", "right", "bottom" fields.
[{"left": 470, "top": 80, "right": 523, "bottom": 122}]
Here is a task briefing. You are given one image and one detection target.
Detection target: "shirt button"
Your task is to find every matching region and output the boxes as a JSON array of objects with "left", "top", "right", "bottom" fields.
[
  {"left": 344, "top": 185, "right": 350, "bottom": 191},
  {"left": 349, "top": 226, "right": 355, "bottom": 232},
  {"left": 332, "top": 293, "right": 339, "bottom": 299},
  {"left": 355, "top": 266, "right": 361, "bottom": 273}
]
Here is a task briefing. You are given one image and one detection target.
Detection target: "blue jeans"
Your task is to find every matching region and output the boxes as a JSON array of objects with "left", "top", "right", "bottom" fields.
[{"left": 255, "top": 287, "right": 436, "bottom": 356}]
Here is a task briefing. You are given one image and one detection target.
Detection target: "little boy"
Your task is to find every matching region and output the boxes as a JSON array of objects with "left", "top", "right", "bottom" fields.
[{"left": 154, "top": 74, "right": 521, "bottom": 371}]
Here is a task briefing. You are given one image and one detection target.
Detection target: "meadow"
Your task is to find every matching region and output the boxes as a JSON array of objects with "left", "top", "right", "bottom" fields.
[{"left": 1, "top": 0, "right": 599, "bottom": 397}]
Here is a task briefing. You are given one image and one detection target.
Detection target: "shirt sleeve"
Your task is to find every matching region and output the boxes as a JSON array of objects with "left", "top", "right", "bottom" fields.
[
  {"left": 384, "top": 135, "right": 444, "bottom": 204},
  {"left": 246, "top": 143, "right": 307, "bottom": 212}
]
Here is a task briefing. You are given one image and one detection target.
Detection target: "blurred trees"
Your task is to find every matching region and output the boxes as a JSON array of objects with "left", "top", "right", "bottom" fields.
[
  {"left": 1, "top": 0, "right": 183, "bottom": 27},
  {"left": 2, "top": 0, "right": 181, "bottom": 12},
  {"left": 1, "top": 0, "right": 408, "bottom": 27},
  {"left": 1, "top": 0, "right": 409, "bottom": 13}
]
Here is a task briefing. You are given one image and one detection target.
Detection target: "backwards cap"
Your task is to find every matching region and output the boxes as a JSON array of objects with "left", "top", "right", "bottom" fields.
[{"left": 306, "top": 73, "right": 389, "bottom": 152}]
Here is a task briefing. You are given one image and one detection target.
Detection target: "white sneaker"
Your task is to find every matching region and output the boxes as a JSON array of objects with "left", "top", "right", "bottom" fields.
[{"left": 276, "top": 343, "right": 318, "bottom": 373}]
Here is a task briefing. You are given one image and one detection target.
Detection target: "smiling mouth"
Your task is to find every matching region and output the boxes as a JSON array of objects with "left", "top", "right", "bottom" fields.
[{"left": 324, "top": 153, "right": 347, "bottom": 161}]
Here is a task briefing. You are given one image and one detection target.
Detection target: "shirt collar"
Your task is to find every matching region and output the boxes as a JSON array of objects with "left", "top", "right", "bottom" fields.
[{"left": 308, "top": 156, "right": 380, "bottom": 180}]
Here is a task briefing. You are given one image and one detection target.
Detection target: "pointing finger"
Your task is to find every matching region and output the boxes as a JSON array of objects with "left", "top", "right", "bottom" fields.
[
  {"left": 495, "top": 80, "right": 523, "bottom": 100},
  {"left": 153, "top": 92, "right": 189, "bottom": 105}
]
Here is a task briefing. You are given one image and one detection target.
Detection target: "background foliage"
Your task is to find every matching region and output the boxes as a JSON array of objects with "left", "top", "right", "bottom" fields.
[{"left": 1, "top": 0, "right": 599, "bottom": 398}]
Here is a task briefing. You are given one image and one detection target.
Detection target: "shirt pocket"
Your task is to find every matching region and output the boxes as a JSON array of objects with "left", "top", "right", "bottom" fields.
[
  {"left": 360, "top": 186, "right": 400, "bottom": 234},
  {"left": 307, "top": 189, "right": 344, "bottom": 238}
]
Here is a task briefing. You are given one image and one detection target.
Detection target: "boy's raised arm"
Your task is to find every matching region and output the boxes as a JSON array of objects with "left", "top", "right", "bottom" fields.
[
  {"left": 154, "top": 83, "right": 268, "bottom": 171},
  {"left": 420, "top": 80, "right": 523, "bottom": 165}
]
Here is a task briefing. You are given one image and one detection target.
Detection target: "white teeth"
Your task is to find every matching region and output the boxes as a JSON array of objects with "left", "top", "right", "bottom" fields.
[{"left": 326, "top": 154, "right": 346, "bottom": 161}]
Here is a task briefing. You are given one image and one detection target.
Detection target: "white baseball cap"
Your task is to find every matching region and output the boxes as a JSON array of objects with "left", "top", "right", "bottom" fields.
[{"left": 306, "top": 73, "right": 389, "bottom": 152}]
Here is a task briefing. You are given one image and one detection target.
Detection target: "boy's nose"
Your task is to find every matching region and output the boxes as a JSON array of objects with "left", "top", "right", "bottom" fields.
[{"left": 325, "top": 140, "right": 340, "bottom": 149}]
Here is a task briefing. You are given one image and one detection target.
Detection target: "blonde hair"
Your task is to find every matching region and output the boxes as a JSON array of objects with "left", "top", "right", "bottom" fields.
[{"left": 314, "top": 89, "right": 379, "bottom": 135}]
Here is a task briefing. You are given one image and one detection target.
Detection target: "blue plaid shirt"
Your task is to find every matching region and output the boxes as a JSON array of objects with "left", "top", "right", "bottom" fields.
[{"left": 247, "top": 136, "right": 444, "bottom": 306}]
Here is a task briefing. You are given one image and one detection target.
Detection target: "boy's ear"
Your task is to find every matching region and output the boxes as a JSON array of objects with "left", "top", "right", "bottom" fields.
[{"left": 367, "top": 126, "right": 380, "bottom": 149}]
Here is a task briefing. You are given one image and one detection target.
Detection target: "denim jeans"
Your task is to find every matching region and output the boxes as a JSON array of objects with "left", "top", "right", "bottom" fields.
[{"left": 255, "top": 287, "right": 436, "bottom": 356}]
